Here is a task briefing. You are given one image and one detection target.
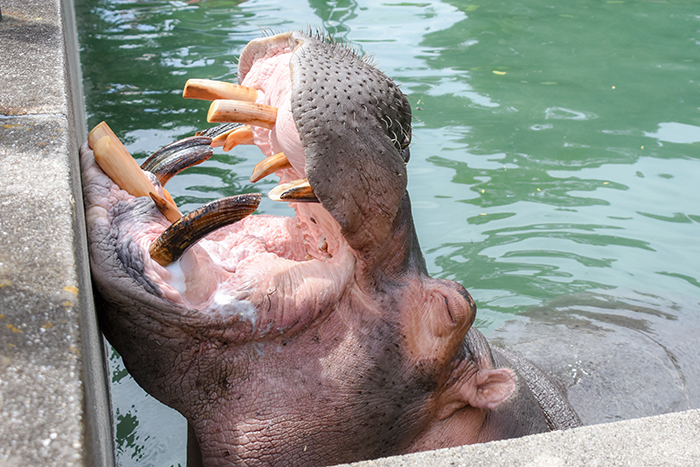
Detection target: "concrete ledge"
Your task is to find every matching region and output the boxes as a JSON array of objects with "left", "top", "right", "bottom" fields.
[
  {"left": 344, "top": 409, "right": 700, "bottom": 466},
  {"left": 0, "top": 0, "right": 113, "bottom": 465}
]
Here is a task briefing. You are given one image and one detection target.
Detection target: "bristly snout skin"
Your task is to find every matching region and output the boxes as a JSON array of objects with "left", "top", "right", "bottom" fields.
[{"left": 81, "top": 31, "right": 577, "bottom": 467}]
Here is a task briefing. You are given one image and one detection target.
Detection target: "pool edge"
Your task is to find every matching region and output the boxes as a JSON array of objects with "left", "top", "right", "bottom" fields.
[
  {"left": 338, "top": 408, "right": 700, "bottom": 466},
  {"left": 61, "top": 0, "right": 116, "bottom": 464}
]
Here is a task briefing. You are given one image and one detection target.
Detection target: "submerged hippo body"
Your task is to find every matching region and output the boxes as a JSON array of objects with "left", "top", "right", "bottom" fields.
[{"left": 81, "top": 31, "right": 580, "bottom": 466}]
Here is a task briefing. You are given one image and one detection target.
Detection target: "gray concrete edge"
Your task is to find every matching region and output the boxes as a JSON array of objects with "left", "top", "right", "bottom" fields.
[
  {"left": 343, "top": 408, "right": 700, "bottom": 466},
  {"left": 60, "top": 1, "right": 116, "bottom": 465}
]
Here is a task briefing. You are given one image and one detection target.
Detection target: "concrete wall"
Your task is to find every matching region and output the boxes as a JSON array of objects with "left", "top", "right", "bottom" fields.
[{"left": 0, "top": 0, "right": 114, "bottom": 465}]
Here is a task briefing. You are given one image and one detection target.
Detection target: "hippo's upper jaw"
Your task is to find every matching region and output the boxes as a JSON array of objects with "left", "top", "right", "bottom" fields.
[{"left": 82, "top": 32, "right": 522, "bottom": 466}]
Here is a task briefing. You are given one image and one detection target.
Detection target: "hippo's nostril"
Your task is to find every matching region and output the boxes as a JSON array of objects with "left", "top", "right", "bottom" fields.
[{"left": 400, "top": 135, "right": 411, "bottom": 163}]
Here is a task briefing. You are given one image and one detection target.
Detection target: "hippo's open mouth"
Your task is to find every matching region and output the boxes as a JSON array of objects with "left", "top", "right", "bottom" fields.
[
  {"left": 83, "top": 31, "right": 418, "bottom": 340},
  {"left": 82, "top": 31, "right": 486, "bottom": 467}
]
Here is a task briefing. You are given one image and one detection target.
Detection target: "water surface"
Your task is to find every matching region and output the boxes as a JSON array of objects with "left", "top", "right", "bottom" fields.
[{"left": 76, "top": 0, "right": 700, "bottom": 464}]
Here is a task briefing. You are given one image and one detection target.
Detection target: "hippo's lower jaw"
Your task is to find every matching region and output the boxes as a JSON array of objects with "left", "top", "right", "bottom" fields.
[{"left": 80, "top": 31, "right": 558, "bottom": 467}]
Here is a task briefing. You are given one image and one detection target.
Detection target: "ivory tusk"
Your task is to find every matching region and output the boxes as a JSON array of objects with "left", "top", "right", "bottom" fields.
[
  {"left": 140, "top": 136, "right": 214, "bottom": 186},
  {"left": 222, "top": 125, "right": 255, "bottom": 151},
  {"left": 268, "top": 179, "right": 319, "bottom": 203},
  {"left": 88, "top": 121, "right": 181, "bottom": 223},
  {"left": 183, "top": 79, "right": 258, "bottom": 102},
  {"left": 195, "top": 123, "right": 253, "bottom": 148},
  {"left": 207, "top": 100, "right": 278, "bottom": 129},
  {"left": 149, "top": 193, "right": 261, "bottom": 266}
]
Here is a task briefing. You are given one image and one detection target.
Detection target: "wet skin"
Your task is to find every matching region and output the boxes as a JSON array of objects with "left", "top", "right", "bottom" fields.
[{"left": 81, "top": 32, "right": 580, "bottom": 467}]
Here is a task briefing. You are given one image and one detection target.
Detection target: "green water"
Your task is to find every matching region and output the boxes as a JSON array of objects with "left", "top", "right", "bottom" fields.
[{"left": 76, "top": 0, "right": 700, "bottom": 464}]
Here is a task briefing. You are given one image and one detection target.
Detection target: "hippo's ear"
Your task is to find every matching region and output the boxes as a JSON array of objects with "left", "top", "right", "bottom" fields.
[
  {"left": 467, "top": 368, "right": 516, "bottom": 410},
  {"left": 437, "top": 367, "right": 516, "bottom": 420}
]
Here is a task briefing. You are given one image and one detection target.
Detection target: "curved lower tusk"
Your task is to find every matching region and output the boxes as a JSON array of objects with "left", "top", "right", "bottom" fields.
[
  {"left": 149, "top": 193, "right": 262, "bottom": 266},
  {"left": 140, "top": 136, "right": 213, "bottom": 186},
  {"left": 268, "top": 179, "right": 319, "bottom": 203},
  {"left": 250, "top": 152, "right": 292, "bottom": 183},
  {"left": 207, "top": 100, "right": 278, "bottom": 129},
  {"left": 183, "top": 79, "right": 258, "bottom": 102}
]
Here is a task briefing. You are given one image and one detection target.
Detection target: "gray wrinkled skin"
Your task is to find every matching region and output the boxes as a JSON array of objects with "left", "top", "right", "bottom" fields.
[{"left": 82, "top": 32, "right": 580, "bottom": 467}]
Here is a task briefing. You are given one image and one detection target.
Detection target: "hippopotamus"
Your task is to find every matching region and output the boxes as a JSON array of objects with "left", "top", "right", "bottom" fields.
[{"left": 80, "top": 31, "right": 580, "bottom": 466}]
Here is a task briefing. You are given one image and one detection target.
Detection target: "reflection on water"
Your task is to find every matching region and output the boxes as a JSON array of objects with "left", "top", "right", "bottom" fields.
[
  {"left": 108, "top": 347, "right": 186, "bottom": 465},
  {"left": 645, "top": 122, "right": 700, "bottom": 144},
  {"left": 76, "top": 0, "right": 700, "bottom": 464}
]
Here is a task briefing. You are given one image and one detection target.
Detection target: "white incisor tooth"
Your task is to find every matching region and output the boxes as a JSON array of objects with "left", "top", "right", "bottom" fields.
[
  {"left": 250, "top": 152, "right": 292, "bottom": 183},
  {"left": 183, "top": 79, "right": 258, "bottom": 102},
  {"left": 207, "top": 99, "right": 278, "bottom": 129}
]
